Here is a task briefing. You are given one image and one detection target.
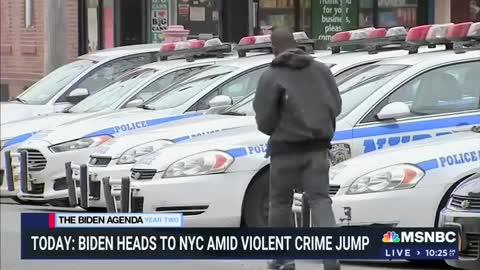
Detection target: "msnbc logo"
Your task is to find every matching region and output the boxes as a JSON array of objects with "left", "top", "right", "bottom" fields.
[{"left": 383, "top": 231, "right": 400, "bottom": 243}]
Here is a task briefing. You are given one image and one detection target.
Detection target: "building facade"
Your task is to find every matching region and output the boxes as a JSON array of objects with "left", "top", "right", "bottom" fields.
[{"left": 1, "top": 0, "right": 478, "bottom": 100}]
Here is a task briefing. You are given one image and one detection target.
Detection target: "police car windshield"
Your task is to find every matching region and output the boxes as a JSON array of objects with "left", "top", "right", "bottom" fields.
[
  {"left": 337, "top": 64, "right": 409, "bottom": 119},
  {"left": 143, "top": 65, "right": 237, "bottom": 110},
  {"left": 16, "top": 59, "right": 96, "bottom": 105},
  {"left": 68, "top": 68, "right": 158, "bottom": 113}
]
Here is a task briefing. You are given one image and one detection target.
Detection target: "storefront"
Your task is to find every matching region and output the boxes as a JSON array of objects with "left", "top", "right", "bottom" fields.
[
  {"left": 312, "top": 0, "right": 429, "bottom": 47},
  {"left": 76, "top": 0, "right": 460, "bottom": 52}
]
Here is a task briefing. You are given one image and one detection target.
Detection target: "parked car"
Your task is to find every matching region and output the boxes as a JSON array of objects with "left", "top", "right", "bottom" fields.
[
  {"left": 440, "top": 173, "right": 480, "bottom": 270},
  {"left": 1, "top": 44, "right": 165, "bottom": 124}
]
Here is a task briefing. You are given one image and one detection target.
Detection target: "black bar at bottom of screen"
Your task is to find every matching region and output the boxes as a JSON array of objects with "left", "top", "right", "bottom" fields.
[{"left": 22, "top": 228, "right": 459, "bottom": 260}]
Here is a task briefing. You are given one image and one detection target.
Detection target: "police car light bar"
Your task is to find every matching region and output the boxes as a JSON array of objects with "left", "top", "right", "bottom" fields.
[
  {"left": 328, "top": 26, "right": 407, "bottom": 54},
  {"left": 448, "top": 22, "right": 473, "bottom": 41},
  {"left": 236, "top": 32, "right": 315, "bottom": 57},
  {"left": 449, "top": 22, "right": 480, "bottom": 53},
  {"left": 158, "top": 38, "right": 232, "bottom": 62},
  {"left": 404, "top": 24, "right": 457, "bottom": 53},
  {"left": 467, "top": 22, "right": 480, "bottom": 40}
]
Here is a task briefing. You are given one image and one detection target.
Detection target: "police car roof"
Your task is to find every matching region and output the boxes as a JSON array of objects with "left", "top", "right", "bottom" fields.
[
  {"left": 78, "top": 44, "right": 161, "bottom": 62},
  {"left": 375, "top": 48, "right": 480, "bottom": 67}
]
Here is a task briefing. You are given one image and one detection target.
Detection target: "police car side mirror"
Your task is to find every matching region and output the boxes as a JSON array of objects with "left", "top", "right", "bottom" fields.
[
  {"left": 376, "top": 102, "right": 411, "bottom": 120},
  {"left": 209, "top": 95, "right": 233, "bottom": 108},
  {"left": 66, "top": 88, "right": 89, "bottom": 104},
  {"left": 124, "top": 98, "right": 144, "bottom": 108}
]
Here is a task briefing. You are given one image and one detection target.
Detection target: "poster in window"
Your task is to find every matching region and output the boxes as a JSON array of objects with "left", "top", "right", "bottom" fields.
[
  {"left": 190, "top": 6, "right": 205, "bottom": 21},
  {"left": 150, "top": 0, "right": 169, "bottom": 43}
]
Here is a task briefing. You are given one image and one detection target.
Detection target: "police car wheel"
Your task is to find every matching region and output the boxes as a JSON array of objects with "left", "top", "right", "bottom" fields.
[
  {"left": 242, "top": 171, "right": 269, "bottom": 227},
  {"left": 48, "top": 198, "right": 71, "bottom": 207},
  {"left": 11, "top": 196, "right": 47, "bottom": 205}
]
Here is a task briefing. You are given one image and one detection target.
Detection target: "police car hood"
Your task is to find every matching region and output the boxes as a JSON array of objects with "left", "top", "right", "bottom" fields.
[
  {"left": 133, "top": 126, "right": 268, "bottom": 171},
  {"left": 92, "top": 115, "right": 257, "bottom": 158},
  {"left": 1, "top": 112, "right": 94, "bottom": 142},
  {"left": 0, "top": 102, "right": 55, "bottom": 124},
  {"left": 330, "top": 131, "right": 480, "bottom": 188},
  {"left": 34, "top": 108, "right": 200, "bottom": 144}
]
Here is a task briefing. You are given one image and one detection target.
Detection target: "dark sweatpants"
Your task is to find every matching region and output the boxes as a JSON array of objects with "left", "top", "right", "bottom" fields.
[
  {"left": 268, "top": 149, "right": 340, "bottom": 270},
  {"left": 269, "top": 149, "right": 336, "bottom": 227}
]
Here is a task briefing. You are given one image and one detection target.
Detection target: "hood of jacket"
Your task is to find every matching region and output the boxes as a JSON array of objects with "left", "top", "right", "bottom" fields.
[{"left": 271, "top": 48, "right": 313, "bottom": 70}]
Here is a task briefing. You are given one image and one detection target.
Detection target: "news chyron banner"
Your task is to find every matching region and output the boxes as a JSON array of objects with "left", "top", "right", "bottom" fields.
[{"left": 22, "top": 213, "right": 459, "bottom": 260}]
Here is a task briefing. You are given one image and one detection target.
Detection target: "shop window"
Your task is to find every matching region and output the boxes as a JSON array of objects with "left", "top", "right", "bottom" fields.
[
  {"left": 377, "top": 0, "right": 418, "bottom": 28},
  {"left": 259, "top": 0, "right": 297, "bottom": 32},
  {"left": 177, "top": 0, "right": 221, "bottom": 38},
  {"left": 359, "top": 0, "right": 374, "bottom": 28}
]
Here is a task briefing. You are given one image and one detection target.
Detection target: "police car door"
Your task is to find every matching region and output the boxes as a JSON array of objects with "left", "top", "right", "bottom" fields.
[{"left": 352, "top": 60, "right": 480, "bottom": 155}]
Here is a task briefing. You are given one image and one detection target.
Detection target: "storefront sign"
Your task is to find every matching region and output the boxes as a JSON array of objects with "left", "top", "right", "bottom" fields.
[
  {"left": 150, "top": 0, "right": 169, "bottom": 43},
  {"left": 312, "top": 0, "right": 358, "bottom": 47}
]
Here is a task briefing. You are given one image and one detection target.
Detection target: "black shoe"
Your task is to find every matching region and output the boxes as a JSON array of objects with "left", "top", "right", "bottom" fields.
[{"left": 267, "top": 260, "right": 295, "bottom": 270}]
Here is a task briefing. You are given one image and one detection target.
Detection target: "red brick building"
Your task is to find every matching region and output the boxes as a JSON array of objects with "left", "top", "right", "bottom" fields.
[{"left": 0, "top": 0, "right": 78, "bottom": 100}]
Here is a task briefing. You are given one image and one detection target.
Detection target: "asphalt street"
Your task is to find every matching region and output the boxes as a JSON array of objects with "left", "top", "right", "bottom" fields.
[{"left": 1, "top": 197, "right": 453, "bottom": 270}]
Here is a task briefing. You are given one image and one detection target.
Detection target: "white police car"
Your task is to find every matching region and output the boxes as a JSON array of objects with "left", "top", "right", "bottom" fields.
[
  {"left": 109, "top": 23, "right": 480, "bottom": 226},
  {"left": 331, "top": 127, "right": 480, "bottom": 228},
  {"left": 1, "top": 44, "right": 163, "bottom": 124}
]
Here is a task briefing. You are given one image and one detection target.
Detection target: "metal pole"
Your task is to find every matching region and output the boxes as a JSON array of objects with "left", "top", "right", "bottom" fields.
[
  {"left": 341, "top": 0, "right": 346, "bottom": 31},
  {"left": 19, "top": 151, "right": 28, "bottom": 194},
  {"left": 4, "top": 151, "right": 14, "bottom": 192},
  {"left": 102, "top": 177, "right": 116, "bottom": 213},
  {"left": 44, "top": 0, "right": 68, "bottom": 74},
  {"left": 65, "top": 162, "right": 77, "bottom": 207},
  {"left": 79, "top": 164, "right": 89, "bottom": 209},
  {"left": 120, "top": 177, "right": 130, "bottom": 213}
]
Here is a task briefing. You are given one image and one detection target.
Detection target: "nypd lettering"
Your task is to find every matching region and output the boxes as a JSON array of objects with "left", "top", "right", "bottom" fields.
[
  {"left": 363, "top": 132, "right": 451, "bottom": 153},
  {"left": 439, "top": 150, "right": 480, "bottom": 167},
  {"left": 113, "top": 121, "right": 148, "bottom": 133}
]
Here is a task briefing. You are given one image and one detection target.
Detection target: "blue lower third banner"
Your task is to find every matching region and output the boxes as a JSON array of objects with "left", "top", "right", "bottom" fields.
[{"left": 21, "top": 213, "right": 459, "bottom": 260}]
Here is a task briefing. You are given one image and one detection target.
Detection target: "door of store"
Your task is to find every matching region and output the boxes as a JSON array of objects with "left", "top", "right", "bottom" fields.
[{"left": 118, "top": 0, "right": 148, "bottom": 46}]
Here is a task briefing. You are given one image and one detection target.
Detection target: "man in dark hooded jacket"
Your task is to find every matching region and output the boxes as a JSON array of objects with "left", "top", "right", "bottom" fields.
[{"left": 253, "top": 29, "right": 341, "bottom": 270}]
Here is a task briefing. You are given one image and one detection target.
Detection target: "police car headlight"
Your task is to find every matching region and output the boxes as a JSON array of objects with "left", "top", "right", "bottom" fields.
[
  {"left": 49, "top": 136, "right": 112, "bottom": 153},
  {"left": 329, "top": 143, "right": 351, "bottom": 165},
  {"left": 163, "top": 151, "right": 234, "bottom": 178},
  {"left": 347, "top": 164, "right": 424, "bottom": 194},
  {"left": 117, "top": 140, "right": 174, "bottom": 165}
]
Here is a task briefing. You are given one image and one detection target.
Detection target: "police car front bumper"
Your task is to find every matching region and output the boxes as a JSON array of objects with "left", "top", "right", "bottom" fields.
[
  {"left": 11, "top": 140, "right": 99, "bottom": 201},
  {"left": 332, "top": 185, "right": 447, "bottom": 227},
  {"left": 440, "top": 208, "right": 480, "bottom": 269},
  {"left": 115, "top": 170, "right": 257, "bottom": 227}
]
